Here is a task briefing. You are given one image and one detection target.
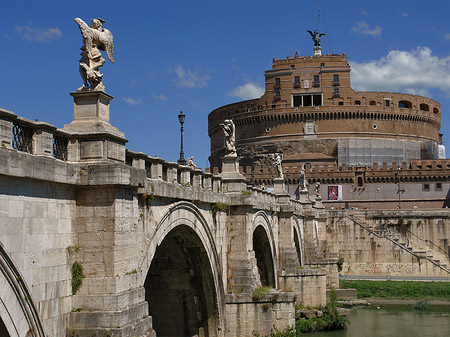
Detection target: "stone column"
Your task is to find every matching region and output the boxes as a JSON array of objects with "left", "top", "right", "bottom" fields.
[{"left": 0, "top": 109, "right": 17, "bottom": 149}]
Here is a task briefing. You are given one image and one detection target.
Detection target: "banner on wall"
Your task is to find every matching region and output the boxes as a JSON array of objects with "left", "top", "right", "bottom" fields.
[{"left": 328, "top": 185, "right": 342, "bottom": 200}]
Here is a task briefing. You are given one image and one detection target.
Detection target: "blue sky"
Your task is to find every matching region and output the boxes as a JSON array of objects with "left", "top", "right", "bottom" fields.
[{"left": 1, "top": 0, "right": 450, "bottom": 168}]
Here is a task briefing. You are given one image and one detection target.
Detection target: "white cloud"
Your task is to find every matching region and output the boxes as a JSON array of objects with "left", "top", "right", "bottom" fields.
[
  {"left": 229, "top": 82, "right": 264, "bottom": 100},
  {"left": 399, "top": 11, "right": 408, "bottom": 17},
  {"left": 170, "top": 65, "right": 210, "bottom": 88},
  {"left": 122, "top": 97, "right": 142, "bottom": 105},
  {"left": 445, "top": 33, "right": 450, "bottom": 41},
  {"left": 361, "top": 10, "right": 369, "bottom": 16},
  {"left": 151, "top": 93, "right": 166, "bottom": 100},
  {"left": 350, "top": 47, "right": 450, "bottom": 96},
  {"left": 15, "top": 24, "right": 62, "bottom": 42},
  {"left": 351, "top": 21, "right": 382, "bottom": 37}
]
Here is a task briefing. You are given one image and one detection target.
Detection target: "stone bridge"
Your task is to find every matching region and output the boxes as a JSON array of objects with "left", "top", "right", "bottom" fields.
[{"left": 0, "top": 94, "right": 335, "bottom": 337}]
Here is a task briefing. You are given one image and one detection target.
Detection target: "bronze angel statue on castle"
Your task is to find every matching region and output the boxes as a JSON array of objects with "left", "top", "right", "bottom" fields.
[{"left": 75, "top": 17, "right": 115, "bottom": 91}]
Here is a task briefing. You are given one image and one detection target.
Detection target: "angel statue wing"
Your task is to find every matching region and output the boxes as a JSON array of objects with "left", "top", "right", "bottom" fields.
[{"left": 99, "top": 29, "right": 114, "bottom": 63}]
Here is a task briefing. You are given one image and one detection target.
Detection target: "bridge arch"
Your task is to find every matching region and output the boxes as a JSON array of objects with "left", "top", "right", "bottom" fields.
[
  {"left": 0, "top": 243, "right": 45, "bottom": 337},
  {"left": 252, "top": 211, "right": 278, "bottom": 288},
  {"left": 142, "top": 201, "right": 224, "bottom": 337},
  {"left": 293, "top": 216, "right": 305, "bottom": 267}
]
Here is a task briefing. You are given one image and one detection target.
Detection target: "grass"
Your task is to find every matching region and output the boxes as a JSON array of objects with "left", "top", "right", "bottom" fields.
[
  {"left": 340, "top": 279, "right": 450, "bottom": 300},
  {"left": 71, "top": 261, "right": 85, "bottom": 295},
  {"left": 252, "top": 286, "right": 272, "bottom": 300}
]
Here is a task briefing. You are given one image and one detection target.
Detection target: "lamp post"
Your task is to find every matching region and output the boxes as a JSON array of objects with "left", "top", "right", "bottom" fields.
[{"left": 178, "top": 111, "right": 186, "bottom": 165}]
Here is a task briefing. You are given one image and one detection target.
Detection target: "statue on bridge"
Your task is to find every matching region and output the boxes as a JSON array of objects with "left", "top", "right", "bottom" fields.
[
  {"left": 75, "top": 17, "right": 115, "bottom": 91},
  {"left": 299, "top": 168, "right": 308, "bottom": 192},
  {"left": 272, "top": 152, "right": 284, "bottom": 179},
  {"left": 314, "top": 181, "right": 321, "bottom": 199},
  {"left": 220, "top": 119, "right": 237, "bottom": 157}
]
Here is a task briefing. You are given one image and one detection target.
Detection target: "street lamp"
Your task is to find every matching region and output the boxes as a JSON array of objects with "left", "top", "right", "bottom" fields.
[{"left": 178, "top": 111, "right": 186, "bottom": 165}]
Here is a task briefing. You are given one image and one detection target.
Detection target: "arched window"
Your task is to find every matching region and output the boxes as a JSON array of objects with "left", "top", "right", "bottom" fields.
[
  {"left": 420, "top": 103, "right": 429, "bottom": 111},
  {"left": 398, "top": 100, "right": 412, "bottom": 108},
  {"left": 369, "top": 101, "right": 376, "bottom": 105}
]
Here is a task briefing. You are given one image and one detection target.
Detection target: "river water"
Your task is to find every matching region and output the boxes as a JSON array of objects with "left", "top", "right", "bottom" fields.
[{"left": 312, "top": 304, "right": 450, "bottom": 337}]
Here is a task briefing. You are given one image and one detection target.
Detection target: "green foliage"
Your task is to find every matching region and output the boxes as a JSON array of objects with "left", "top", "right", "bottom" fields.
[
  {"left": 397, "top": 218, "right": 405, "bottom": 226},
  {"left": 337, "top": 257, "right": 344, "bottom": 272},
  {"left": 340, "top": 279, "right": 450, "bottom": 300},
  {"left": 414, "top": 300, "right": 431, "bottom": 310},
  {"left": 211, "top": 202, "right": 228, "bottom": 220},
  {"left": 242, "top": 190, "right": 252, "bottom": 196},
  {"left": 252, "top": 286, "right": 272, "bottom": 300},
  {"left": 71, "top": 261, "right": 85, "bottom": 295},
  {"left": 147, "top": 194, "right": 154, "bottom": 206}
]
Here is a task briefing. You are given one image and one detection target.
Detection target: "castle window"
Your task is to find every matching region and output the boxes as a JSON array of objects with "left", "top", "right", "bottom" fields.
[
  {"left": 385, "top": 99, "right": 390, "bottom": 107},
  {"left": 357, "top": 176, "right": 364, "bottom": 187},
  {"left": 313, "top": 94, "right": 322, "bottom": 106},
  {"left": 420, "top": 103, "right": 429, "bottom": 111},
  {"left": 370, "top": 101, "right": 376, "bottom": 105},
  {"left": 355, "top": 100, "right": 361, "bottom": 105},
  {"left": 436, "top": 183, "right": 442, "bottom": 191},
  {"left": 399, "top": 100, "right": 412, "bottom": 108},
  {"left": 275, "top": 78, "right": 280, "bottom": 85},
  {"left": 433, "top": 107, "right": 439, "bottom": 114},
  {"left": 292, "top": 94, "right": 322, "bottom": 107},
  {"left": 314, "top": 75, "right": 319, "bottom": 83},
  {"left": 294, "top": 76, "right": 300, "bottom": 83},
  {"left": 303, "top": 95, "right": 312, "bottom": 107},
  {"left": 320, "top": 63, "right": 325, "bottom": 67},
  {"left": 334, "top": 88, "right": 340, "bottom": 94},
  {"left": 338, "top": 101, "right": 344, "bottom": 106},
  {"left": 423, "top": 183, "right": 430, "bottom": 191},
  {"left": 333, "top": 74, "right": 339, "bottom": 82}
]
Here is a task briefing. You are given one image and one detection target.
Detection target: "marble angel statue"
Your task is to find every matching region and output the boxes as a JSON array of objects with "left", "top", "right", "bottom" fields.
[{"left": 75, "top": 17, "right": 115, "bottom": 91}]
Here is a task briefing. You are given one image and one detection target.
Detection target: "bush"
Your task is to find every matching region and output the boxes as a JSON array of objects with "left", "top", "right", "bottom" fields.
[
  {"left": 414, "top": 300, "right": 431, "bottom": 311},
  {"left": 71, "top": 261, "right": 85, "bottom": 294}
]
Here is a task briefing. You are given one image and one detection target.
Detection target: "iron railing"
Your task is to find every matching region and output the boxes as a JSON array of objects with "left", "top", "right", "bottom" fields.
[
  {"left": 53, "top": 135, "right": 68, "bottom": 161},
  {"left": 12, "top": 123, "right": 33, "bottom": 153}
]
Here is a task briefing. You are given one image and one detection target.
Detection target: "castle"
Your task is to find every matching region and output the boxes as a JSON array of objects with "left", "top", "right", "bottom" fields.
[{"left": 208, "top": 51, "right": 449, "bottom": 209}]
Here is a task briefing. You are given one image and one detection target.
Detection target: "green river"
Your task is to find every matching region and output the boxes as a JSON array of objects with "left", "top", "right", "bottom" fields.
[{"left": 312, "top": 304, "right": 450, "bottom": 337}]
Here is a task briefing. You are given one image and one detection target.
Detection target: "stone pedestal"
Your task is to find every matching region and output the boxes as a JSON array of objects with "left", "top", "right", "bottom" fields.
[
  {"left": 220, "top": 155, "right": 247, "bottom": 193},
  {"left": 314, "top": 196, "right": 325, "bottom": 209},
  {"left": 274, "top": 178, "right": 290, "bottom": 203},
  {"left": 63, "top": 91, "right": 127, "bottom": 163},
  {"left": 314, "top": 46, "right": 322, "bottom": 56},
  {"left": 298, "top": 189, "right": 311, "bottom": 204},
  {"left": 273, "top": 178, "right": 285, "bottom": 194}
]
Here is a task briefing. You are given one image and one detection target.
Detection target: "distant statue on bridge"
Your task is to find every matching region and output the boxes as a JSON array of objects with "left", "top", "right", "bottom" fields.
[
  {"left": 188, "top": 156, "right": 196, "bottom": 169},
  {"left": 272, "top": 152, "right": 284, "bottom": 179},
  {"left": 75, "top": 17, "right": 115, "bottom": 91},
  {"left": 307, "top": 30, "right": 325, "bottom": 47},
  {"left": 220, "top": 119, "right": 237, "bottom": 157},
  {"left": 315, "top": 181, "right": 321, "bottom": 199},
  {"left": 299, "top": 168, "right": 308, "bottom": 192}
]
